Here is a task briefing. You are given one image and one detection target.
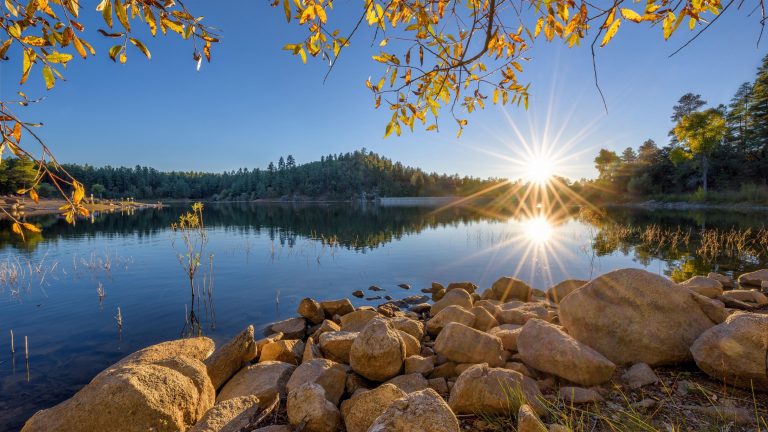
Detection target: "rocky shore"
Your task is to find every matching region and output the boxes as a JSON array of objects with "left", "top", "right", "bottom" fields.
[{"left": 21, "top": 268, "right": 768, "bottom": 432}]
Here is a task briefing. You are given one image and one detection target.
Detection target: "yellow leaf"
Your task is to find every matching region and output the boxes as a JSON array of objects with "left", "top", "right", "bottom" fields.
[
  {"left": 114, "top": 0, "right": 130, "bottom": 31},
  {"left": 23, "top": 222, "right": 41, "bottom": 233},
  {"left": 12, "top": 222, "right": 24, "bottom": 240},
  {"left": 73, "top": 181, "right": 85, "bottom": 204},
  {"left": 600, "top": 18, "right": 621, "bottom": 47},
  {"left": 42, "top": 65, "right": 55, "bottom": 90},
  {"left": 29, "top": 189, "right": 39, "bottom": 203},
  {"left": 620, "top": 8, "right": 642, "bottom": 23}
]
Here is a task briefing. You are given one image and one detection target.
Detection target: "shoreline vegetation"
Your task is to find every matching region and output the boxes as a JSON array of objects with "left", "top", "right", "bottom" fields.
[
  {"left": 0, "top": 197, "right": 162, "bottom": 220},
  {"left": 19, "top": 268, "right": 768, "bottom": 432}
]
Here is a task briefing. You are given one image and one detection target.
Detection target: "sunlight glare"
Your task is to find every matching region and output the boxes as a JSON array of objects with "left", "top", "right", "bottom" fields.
[
  {"left": 524, "top": 155, "right": 555, "bottom": 185},
  {"left": 524, "top": 215, "right": 553, "bottom": 244}
]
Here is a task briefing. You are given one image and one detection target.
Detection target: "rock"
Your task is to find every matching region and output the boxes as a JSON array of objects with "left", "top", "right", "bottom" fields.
[
  {"left": 517, "top": 404, "right": 548, "bottom": 432},
  {"left": 370, "top": 285, "right": 384, "bottom": 291},
  {"left": 557, "top": 387, "right": 603, "bottom": 404},
  {"left": 389, "top": 316, "right": 425, "bottom": 340},
  {"left": 430, "top": 288, "right": 473, "bottom": 317},
  {"left": 340, "top": 309, "right": 380, "bottom": 332},
  {"left": 340, "top": 384, "right": 406, "bottom": 432},
  {"left": 368, "top": 388, "right": 460, "bottom": 432},
  {"left": 737, "top": 268, "right": 768, "bottom": 287},
  {"left": 397, "top": 330, "right": 421, "bottom": 357},
  {"left": 298, "top": 298, "right": 325, "bottom": 324},
  {"left": 320, "top": 298, "right": 355, "bottom": 317},
  {"left": 405, "top": 355, "right": 435, "bottom": 376},
  {"left": 691, "top": 293, "right": 728, "bottom": 324},
  {"left": 471, "top": 306, "right": 499, "bottom": 331},
  {"left": 489, "top": 324, "right": 523, "bottom": 352},
  {"left": 398, "top": 283, "right": 411, "bottom": 289},
  {"left": 350, "top": 317, "right": 406, "bottom": 381},
  {"left": 410, "top": 303, "right": 431, "bottom": 314},
  {"left": 255, "top": 333, "right": 283, "bottom": 352},
  {"left": 531, "top": 288, "right": 547, "bottom": 299},
  {"left": 518, "top": 319, "right": 615, "bottom": 386},
  {"left": 311, "top": 319, "right": 340, "bottom": 340},
  {"left": 384, "top": 373, "right": 429, "bottom": 393},
  {"left": 428, "top": 362, "right": 457, "bottom": 379},
  {"left": 631, "top": 398, "right": 657, "bottom": 412},
  {"left": 685, "top": 405, "right": 755, "bottom": 425},
  {"left": 559, "top": 268, "right": 715, "bottom": 366},
  {"left": 118, "top": 337, "right": 215, "bottom": 366},
  {"left": 497, "top": 302, "right": 549, "bottom": 325},
  {"left": 718, "top": 295, "right": 757, "bottom": 310},
  {"left": 426, "top": 305, "right": 475, "bottom": 336},
  {"left": 434, "top": 322, "right": 505, "bottom": 367},
  {"left": 446, "top": 281, "right": 478, "bottom": 293},
  {"left": 286, "top": 359, "right": 348, "bottom": 406},
  {"left": 721, "top": 289, "right": 768, "bottom": 306},
  {"left": 217, "top": 361, "right": 295, "bottom": 403},
  {"left": 691, "top": 312, "right": 768, "bottom": 391},
  {"left": 504, "top": 362, "right": 533, "bottom": 377},
  {"left": 259, "top": 339, "right": 304, "bottom": 365},
  {"left": 269, "top": 317, "right": 306, "bottom": 340},
  {"left": 546, "top": 279, "right": 588, "bottom": 303},
  {"left": 449, "top": 364, "right": 543, "bottom": 415},
  {"left": 377, "top": 303, "right": 401, "bottom": 317},
  {"left": 707, "top": 272, "right": 734, "bottom": 289},
  {"left": 302, "top": 337, "right": 322, "bottom": 362},
  {"left": 253, "top": 426, "right": 292, "bottom": 432},
  {"left": 205, "top": 326, "right": 258, "bottom": 390},
  {"left": 188, "top": 396, "right": 261, "bottom": 432},
  {"left": 622, "top": 363, "right": 659, "bottom": 389},
  {"left": 680, "top": 276, "right": 723, "bottom": 298},
  {"left": 287, "top": 383, "right": 340, "bottom": 432},
  {"left": 487, "top": 276, "right": 532, "bottom": 302},
  {"left": 318, "top": 331, "right": 358, "bottom": 363},
  {"left": 431, "top": 288, "right": 446, "bottom": 301},
  {"left": 352, "top": 290, "right": 364, "bottom": 298},
  {"left": 23, "top": 354, "right": 215, "bottom": 432},
  {"left": 428, "top": 377, "right": 449, "bottom": 394}
]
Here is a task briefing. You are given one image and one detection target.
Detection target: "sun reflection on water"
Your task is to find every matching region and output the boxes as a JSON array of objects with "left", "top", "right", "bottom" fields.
[{"left": 523, "top": 214, "right": 553, "bottom": 244}]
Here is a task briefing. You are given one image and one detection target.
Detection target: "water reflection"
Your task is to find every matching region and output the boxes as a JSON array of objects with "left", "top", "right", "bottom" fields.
[{"left": 523, "top": 214, "right": 553, "bottom": 244}]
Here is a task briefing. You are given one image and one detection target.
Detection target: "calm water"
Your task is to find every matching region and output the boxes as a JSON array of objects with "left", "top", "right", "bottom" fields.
[{"left": 1, "top": 202, "right": 767, "bottom": 431}]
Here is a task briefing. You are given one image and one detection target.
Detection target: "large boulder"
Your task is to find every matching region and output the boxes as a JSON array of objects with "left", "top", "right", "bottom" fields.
[
  {"left": 486, "top": 276, "right": 532, "bottom": 302},
  {"left": 298, "top": 298, "right": 325, "bottom": 324},
  {"left": 117, "top": 337, "right": 215, "bottom": 366},
  {"left": 448, "top": 364, "right": 543, "bottom": 415},
  {"left": 217, "top": 361, "right": 295, "bottom": 404},
  {"left": 23, "top": 355, "right": 215, "bottom": 432},
  {"left": 349, "top": 318, "right": 406, "bottom": 381},
  {"left": 286, "top": 359, "right": 348, "bottom": 406},
  {"left": 720, "top": 290, "right": 768, "bottom": 306},
  {"left": 368, "top": 388, "right": 460, "bottom": 432},
  {"left": 188, "top": 395, "right": 261, "bottom": 432},
  {"left": 318, "top": 331, "right": 358, "bottom": 363},
  {"left": 737, "top": 269, "right": 768, "bottom": 287},
  {"left": 320, "top": 299, "right": 355, "bottom": 317},
  {"left": 707, "top": 272, "right": 734, "bottom": 288},
  {"left": 426, "top": 305, "right": 475, "bottom": 335},
  {"left": 389, "top": 316, "right": 425, "bottom": 340},
  {"left": 691, "top": 313, "right": 768, "bottom": 391},
  {"left": 269, "top": 317, "right": 306, "bottom": 340},
  {"left": 434, "top": 322, "right": 504, "bottom": 367},
  {"left": 384, "top": 373, "right": 429, "bottom": 393},
  {"left": 287, "top": 383, "right": 340, "bottom": 432},
  {"left": 488, "top": 324, "right": 522, "bottom": 352},
  {"left": 205, "top": 326, "right": 258, "bottom": 390},
  {"left": 471, "top": 306, "right": 499, "bottom": 332},
  {"left": 546, "top": 279, "right": 588, "bottom": 303},
  {"left": 340, "top": 383, "right": 406, "bottom": 432},
  {"left": 559, "top": 268, "right": 716, "bottom": 365},
  {"left": 397, "top": 330, "right": 421, "bottom": 357},
  {"left": 430, "top": 289, "right": 473, "bottom": 317},
  {"left": 517, "top": 319, "right": 615, "bottom": 386},
  {"left": 679, "top": 276, "right": 723, "bottom": 299},
  {"left": 404, "top": 355, "right": 435, "bottom": 376}
]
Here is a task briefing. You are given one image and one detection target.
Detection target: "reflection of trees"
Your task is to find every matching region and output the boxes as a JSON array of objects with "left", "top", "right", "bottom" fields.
[
  {"left": 0, "top": 202, "right": 512, "bottom": 253},
  {"left": 579, "top": 207, "right": 768, "bottom": 280}
]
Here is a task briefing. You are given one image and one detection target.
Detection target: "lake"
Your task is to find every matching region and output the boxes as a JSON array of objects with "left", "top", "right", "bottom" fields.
[{"left": 1, "top": 202, "right": 767, "bottom": 431}]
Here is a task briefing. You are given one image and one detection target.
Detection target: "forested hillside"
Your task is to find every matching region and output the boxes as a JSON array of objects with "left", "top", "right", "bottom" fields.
[{"left": 0, "top": 150, "right": 504, "bottom": 200}]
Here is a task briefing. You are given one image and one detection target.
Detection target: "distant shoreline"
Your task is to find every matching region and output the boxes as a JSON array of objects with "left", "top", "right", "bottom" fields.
[{"left": 609, "top": 200, "right": 768, "bottom": 212}]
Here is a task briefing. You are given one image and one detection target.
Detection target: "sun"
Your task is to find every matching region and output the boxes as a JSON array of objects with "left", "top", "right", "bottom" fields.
[
  {"left": 523, "top": 215, "right": 553, "bottom": 243},
  {"left": 523, "top": 155, "right": 556, "bottom": 185}
]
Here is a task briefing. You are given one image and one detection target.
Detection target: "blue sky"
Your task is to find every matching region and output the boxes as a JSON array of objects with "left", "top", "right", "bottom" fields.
[{"left": 1, "top": 1, "right": 766, "bottom": 180}]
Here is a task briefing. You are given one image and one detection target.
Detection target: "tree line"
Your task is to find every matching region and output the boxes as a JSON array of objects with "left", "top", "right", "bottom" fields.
[
  {"left": 0, "top": 149, "right": 505, "bottom": 201},
  {"left": 581, "top": 54, "right": 768, "bottom": 203}
]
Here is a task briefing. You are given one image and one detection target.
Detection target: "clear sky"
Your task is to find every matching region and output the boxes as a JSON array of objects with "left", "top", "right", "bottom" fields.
[{"left": 1, "top": 1, "right": 766, "bottom": 180}]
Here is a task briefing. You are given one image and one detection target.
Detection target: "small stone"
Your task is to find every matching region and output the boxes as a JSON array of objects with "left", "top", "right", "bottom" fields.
[
  {"left": 311, "top": 319, "right": 341, "bottom": 340},
  {"left": 557, "top": 387, "right": 603, "bottom": 404},
  {"left": 428, "top": 377, "right": 449, "bottom": 394},
  {"left": 369, "top": 285, "right": 384, "bottom": 291},
  {"left": 405, "top": 355, "right": 435, "bottom": 376},
  {"left": 426, "top": 305, "right": 475, "bottom": 336},
  {"left": 352, "top": 290, "right": 364, "bottom": 298},
  {"left": 622, "top": 363, "right": 659, "bottom": 389},
  {"left": 517, "top": 403, "right": 548, "bottom": 432},
  {"left": 398, "top": 283, "right": 411, "bottom": 289}
]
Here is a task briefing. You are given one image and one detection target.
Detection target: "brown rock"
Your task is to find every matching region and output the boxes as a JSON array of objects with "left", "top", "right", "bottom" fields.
[
  {"left": 298, "top": 298, "right": 325, "bottom": 324},
  {"left": 448, "top": 364, "right": 543, "bottom": 415},
  {"left": 517, "top": 404, "right": 548, "bottom": 432},
  {"left": 690, "top": 293, "right": 728, "bottom": 324},
  {"left": 259, "top": 339, "right": 304, "bottom": 365},
  {"left": 205, "top": 326, "right": 257, "bottom": 390},
  {"left": 368, "top": 388, "right": 460, "bottom": 432},
  {"left": 188, "top": 395, "right": 261, "bottom": 432},
  {"left": 311, "top": 319, "right": 340, "bottom": 340},
  {"left": 691, "top": 312, "right": 768, "bottom": 391},
  {"left": 434, "top": 322, "right": 504, "bottom": 367},
  {"left": 287, "top": 383, "right": 340, "bottom": 432},
  {"left": 349, "top": 317, "right": 406, "bottom": 381},
  {"left": 446, "top": 281, "right": 478, "bottom": 293},
  {"left": 384, "top": 373, "right": 429, "bottom": 393},
  {"left": 340, "top": 309, "right": 380, "bottom": 332},
  {"left": 546, "top": 279, "right": 588, "bottom": 303},
  {"left": 286, "top": 359, "right": 348, "bottom": 406},
  {"left": 318, "top": 331, "right": 358, "bottom": 364},
  {"left": 320, "top": 298, "right": 355, "bottom": 317},
  {"left": 430, "top": 289, "right": 474, "bottom": 317},
  {"left": 217, "top": 361, "right": 295, "bottom": 403},
  {"left": 471, "top": 306, "right": 499, "bottom": 332},
  {"left": 557, "top": 386, "right": 603, "bottom": 404},
  {"left": 341, "top": 384, "right": 407, "bottom": 432},
  {"left": 707, "top": 272, "right": 734, "bottom": 289},
  {"left": 269, "top": 317, "right": 306, "bottom": 340},
  {"left": 559, "top": 268, "right": 715, "bottom": 365},
  {"left": 488, "top": 276, "right": 532, "bottom": 302},
  {"left": 428, "top": 377, "right": 449, "bottom": 394},
  {"left": 721, "top": 289, "right": 768, "bottom": 306},
  {"left": 426, "top": 305, "right": 475, "bottom": 336},
  {"left": 518, "top": 319, "right": 615, "bottom": 386},
  {"left": 622, "top": 363, "right": 659, "bottom": 389},
  {"left": 118, "top": 337, "right": 215, "bottom": 366},
  {"left": 496, "top": 302, "right": 549, "bottom": 325},
  {"left": 405, "top": 355, "right": 435, "bottom": 376},
  {"left": 680, "top": 276, "right": 723, "bottom": 298},
  {"left": 389, "top": 316, "right": 425, "bottom": 340},
  {"left": 302, "top": 336, "right": 323, "bottom": 363},
  {"left": 737, "top": 269, "right": 768, "bottom": 287},
  {"left": 489, "top": 324, "right": 523, "bottom": 352},
  {"left": 397, "top": 330, "right": 421, "bottom": 357}
]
